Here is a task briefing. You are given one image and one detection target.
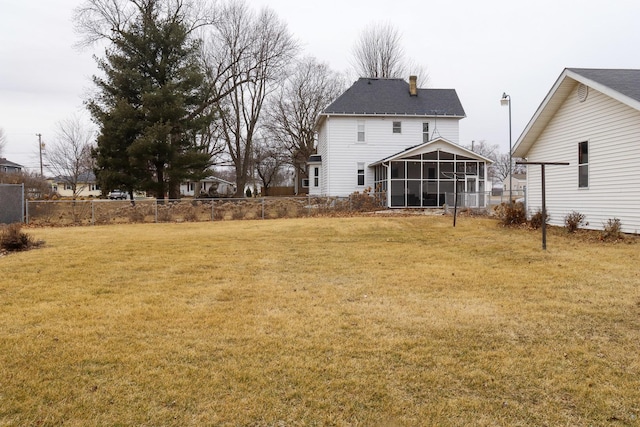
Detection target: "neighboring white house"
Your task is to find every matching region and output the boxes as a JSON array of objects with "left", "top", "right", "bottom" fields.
[
  {"left": 513, "top": 68, "right": 640, "bottom": 233},
  {"left": 180, "top": 176, "right": 236, "bottom": 197},
  {"left": 502, "top": 173, "right": 526, "bottom": 198},
  {"left": 311, "top": 76, "right": 492, "bottom": 208},
  {"left": 50, "top": 172, "right": 101, "bottom": 198}
]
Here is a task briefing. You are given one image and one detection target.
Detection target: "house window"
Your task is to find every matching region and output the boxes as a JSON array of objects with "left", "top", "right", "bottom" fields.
[
  {"left": 578, "top": 141, "right": 588, "bottom": 188},
  {"left": 393, "top": 121, "right": 402, "bottom": 134},
  {"left": 302, "top": 178, "right": 309, "bottom": 188},
  {"left": 314, "top": 167, "right": 319, "bottom": 187},
  {"left": 423, "top": 123, "right": 429, "bottom": 143},
  {"left": 357, "top": 163, "right": 365, "bottom": 186},
  {"left": 357, "top": 121, "right": 365, "bottom": 142}
]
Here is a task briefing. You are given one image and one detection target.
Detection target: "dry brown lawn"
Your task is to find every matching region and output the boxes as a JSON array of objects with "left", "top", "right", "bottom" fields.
[{"left": 1, "top": 216, "right": 639, "bottom": 426}]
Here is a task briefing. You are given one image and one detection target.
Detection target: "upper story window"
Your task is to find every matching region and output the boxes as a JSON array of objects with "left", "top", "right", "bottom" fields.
[
  {"left": 393, "top": 121, "right": 402, "bottom": 134},
  {"left": 578, "top": 141, "right": 589, "bottom": 188},
  {"left": 423, "top": 123, "right": 429, "bottom": 143},
  {"left": 357, "top": 121, "right": 365, "bottom": 142}
]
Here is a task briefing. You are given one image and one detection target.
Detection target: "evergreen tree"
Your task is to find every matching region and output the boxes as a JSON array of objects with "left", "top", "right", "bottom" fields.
[{"left": 88, "top": 0, "right": 213, "bottom": 199}]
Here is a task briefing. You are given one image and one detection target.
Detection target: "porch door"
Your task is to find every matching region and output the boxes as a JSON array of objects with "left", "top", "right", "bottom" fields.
[{"left": 466, "top": 176, "right": 477, "bottom": 207}]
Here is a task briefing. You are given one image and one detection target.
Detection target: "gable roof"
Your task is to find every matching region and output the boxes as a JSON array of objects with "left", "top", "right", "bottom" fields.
[
  {"left": 513, "top": 68, "right": 640, "bottom": 157},
  {"left": 370, "top": 137, "right": 493, "bottom": 167},
  {"left": 320, "top": 78, "right": 466, "bottom": 119},
  {"left": 0, "top": 158, "right": 24, "bottom": 169},
  {"left": 52, "top": 172, "right": 97, "bottom": 183}
]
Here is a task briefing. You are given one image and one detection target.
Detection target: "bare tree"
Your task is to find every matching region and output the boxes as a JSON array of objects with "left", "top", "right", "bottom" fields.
[
  {"left": 264, "top": 57, "right": 345, "bottom": 193},
  {"left": 351, "top": 22, "right": 429, "bottom": 86},
  {"left": 212, "top": 0, "right": 298, "bottom": 197},
  {"left": 45, "top": 116, "right": 95, "bottom": 200},
  {"left": 0, "top": 128, "right": 6, "bottom": 158},
  {"left": 492, "top": 153, "right": 526, "bottom": 183},
  {"left": 0, "top": 170, "right": 52, "bottom": 199},
  {"left": 253, "top": 137, "right": 287, "bottom": 196}
]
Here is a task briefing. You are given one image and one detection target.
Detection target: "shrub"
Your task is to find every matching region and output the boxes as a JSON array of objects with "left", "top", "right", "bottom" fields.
[
  {"left": 0, "top": 223, "right": 42, "bottom": 252},
  {"left": 601, "top": 218, "right": 624, "bottom": 241},
  {"left": 496, "top": 202, "right": 527, "bottom": 227},
  {"left": 349, "top": 187, "right": 385, "bottom": 212},
  {"left": 564, "top": 211, "right": 586, "bottom": 233},
  {"left": 529, "top": 209, "right": 549, "bottom": 230}
]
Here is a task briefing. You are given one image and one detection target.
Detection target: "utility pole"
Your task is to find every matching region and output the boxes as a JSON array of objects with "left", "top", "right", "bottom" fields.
[{"left": 36, "top": 133, "right": 43, "bottom": 176}]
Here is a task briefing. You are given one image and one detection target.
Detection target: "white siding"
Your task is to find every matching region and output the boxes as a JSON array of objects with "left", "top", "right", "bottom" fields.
[
  {"left": 525, "top": 85, "right": 640, "bottom": 233},
  {"left": 320, "top": 115, "right": 461, "bottom": 197}
]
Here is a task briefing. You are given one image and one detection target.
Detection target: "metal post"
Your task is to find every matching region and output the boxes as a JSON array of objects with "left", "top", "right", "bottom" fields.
[
  {"left": 262, "top": 198, "right": 265, "bottom": 220},
  {"left": 541, "top": 164, "right": 547, "bottom": 250},
  {"left": 508, "top": 97, "right": 512, "bottom": 204},
  {"left": 517, "top": 161, "right": 569, "bottom": 250},
  {"left": 501, "top": 93, "right": 512, "bottom": 204},
  {"left": 453, "top": 177, "right": 459, "bottom": 227}
]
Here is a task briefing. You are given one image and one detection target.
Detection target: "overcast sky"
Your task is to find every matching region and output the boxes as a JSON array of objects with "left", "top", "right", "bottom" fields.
[{"left": 1, "top": 0, "right": 639, "bottom": 171}]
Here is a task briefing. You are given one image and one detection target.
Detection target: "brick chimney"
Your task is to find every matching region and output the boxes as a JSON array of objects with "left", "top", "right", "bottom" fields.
[{"left": 409, "top": 75, "right": 417, "bottom": 96}]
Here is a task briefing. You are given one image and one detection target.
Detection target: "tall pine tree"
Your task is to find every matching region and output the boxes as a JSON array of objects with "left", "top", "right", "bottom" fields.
[{"left": 88, "top": 0, "right": 213, "bottom": 200}]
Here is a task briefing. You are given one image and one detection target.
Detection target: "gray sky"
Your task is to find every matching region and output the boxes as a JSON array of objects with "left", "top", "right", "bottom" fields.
[{"left": 2, "top": 0, "right": 640, "bottom": 171}]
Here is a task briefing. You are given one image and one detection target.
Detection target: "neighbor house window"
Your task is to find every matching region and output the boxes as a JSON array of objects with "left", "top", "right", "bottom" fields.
[
  {"left": 393, "top": 121, "right": 402, "bottom": 133},
  {"left": 357, "top": 163, "right": 365, "bottom": 186},
  {"left": 578, "top": 141, "right": 588, "bottom": 188},
  {"left": 302, "top": 178, "right": 309, "bottom": 188},
  {"left": 423, "top": 123, "right": 429, "bottom": 143},
  {"left": 314, "top": 167, "right": 319, "bottom": 187},
  {"left": 357, "top": 121, "right": 365, "bottom": 142}
]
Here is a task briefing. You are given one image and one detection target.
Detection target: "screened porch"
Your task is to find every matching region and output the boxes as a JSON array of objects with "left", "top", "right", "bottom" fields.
[{"left": 372, "top": 147, "right": 490, "bottom": 209}]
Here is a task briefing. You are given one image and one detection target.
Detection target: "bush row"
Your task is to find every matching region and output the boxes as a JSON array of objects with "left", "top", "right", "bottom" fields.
[{"left": 495, "top": 203, "right": 624, "bottom": 240}]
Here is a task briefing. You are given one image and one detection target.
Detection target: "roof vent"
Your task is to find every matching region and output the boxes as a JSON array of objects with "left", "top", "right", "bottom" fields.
[{"left": 577, "top": 84, "right": 588, "bottom": 102}]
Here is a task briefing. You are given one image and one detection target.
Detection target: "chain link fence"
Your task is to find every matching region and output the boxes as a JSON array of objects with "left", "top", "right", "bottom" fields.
[{"left": 25, "top": 195, "right": 387, "bottom": 226}]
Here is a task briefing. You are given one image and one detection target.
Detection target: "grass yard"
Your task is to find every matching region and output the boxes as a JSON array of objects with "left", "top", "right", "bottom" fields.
[{"left": 1, "top": 216, "right": 639, "bottom": 426}]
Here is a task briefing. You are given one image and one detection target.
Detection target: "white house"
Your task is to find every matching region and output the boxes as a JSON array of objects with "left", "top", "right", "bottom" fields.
[
  {"left": 513, "top": 68, "right": 640, "bottom": 233},
  {"left": 50, "top": 172, "right": 101, "bottom": 198},
  {"left": 180, "top": 176, "right": 236, "bottom": 197},
  {"left": 311, "top": 76, "right": 492, "bottom": 208}
]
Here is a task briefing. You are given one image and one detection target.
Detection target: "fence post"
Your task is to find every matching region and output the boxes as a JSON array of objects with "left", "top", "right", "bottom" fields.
[
  {"left": 91, "top": 200, "right": 95, "bottom": 225},
  {"left": 155, "top": 200, "right": 158, "bottom": 223},
  {"left": 211, "top": 200, "right": 215, "bottom": 221},
  {"left": 261, "top": 198, "right": 265, "bottom": 220}
]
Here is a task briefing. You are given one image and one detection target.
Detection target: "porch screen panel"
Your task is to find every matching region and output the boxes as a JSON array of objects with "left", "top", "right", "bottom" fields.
[
  {"left": 440, "top": 180, "right": 454, "bottom": 206},
  {"left": 391, "top": 180, "right": 405, "bottom": 207},
  {"left": 423, "top": 180, "right": 438, "bottom": 206},
  {"left": 407, "top": 180, "right": 421, "bottom": 206}
]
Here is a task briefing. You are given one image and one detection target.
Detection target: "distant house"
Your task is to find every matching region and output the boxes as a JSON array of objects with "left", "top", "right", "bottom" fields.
[
  {"left": 502, "top": 173, "right": 526, "bottom": 198},
  {"left": 180, "top": 176, "right": 236, "bottom": 198},
  {"left": 50, "top": 172, "right": 101, "bottom": 198},
  {"left": 0, "top": 158, "right": 23, "bottom": 174},
  {"left": 513, "top": 68, "right": 640, "bottom": 233},
  {"left": 311, "top": 76, "right": 492, "bottom": 208}
]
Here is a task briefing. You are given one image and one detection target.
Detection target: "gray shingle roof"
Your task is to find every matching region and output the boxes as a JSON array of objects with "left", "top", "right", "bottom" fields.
[
  {"left": 322, "top": 78, "right": 465, "bottom": 117},
  {"left": 0, "top": 158, "right": 23, "bottom": 169},
  {"left": 568, "top": 68, "right": 640, "bottom": 103}
]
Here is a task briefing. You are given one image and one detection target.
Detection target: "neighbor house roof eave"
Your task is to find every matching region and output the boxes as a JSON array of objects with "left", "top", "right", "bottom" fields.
[{"left": 513, "top": 68, "right": 640, "bottom": 158}]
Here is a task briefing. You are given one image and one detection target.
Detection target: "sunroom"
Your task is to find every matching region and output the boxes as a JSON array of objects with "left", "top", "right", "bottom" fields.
[{"left": 370, "top": 138, "right": 493, "bottom": 209}]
